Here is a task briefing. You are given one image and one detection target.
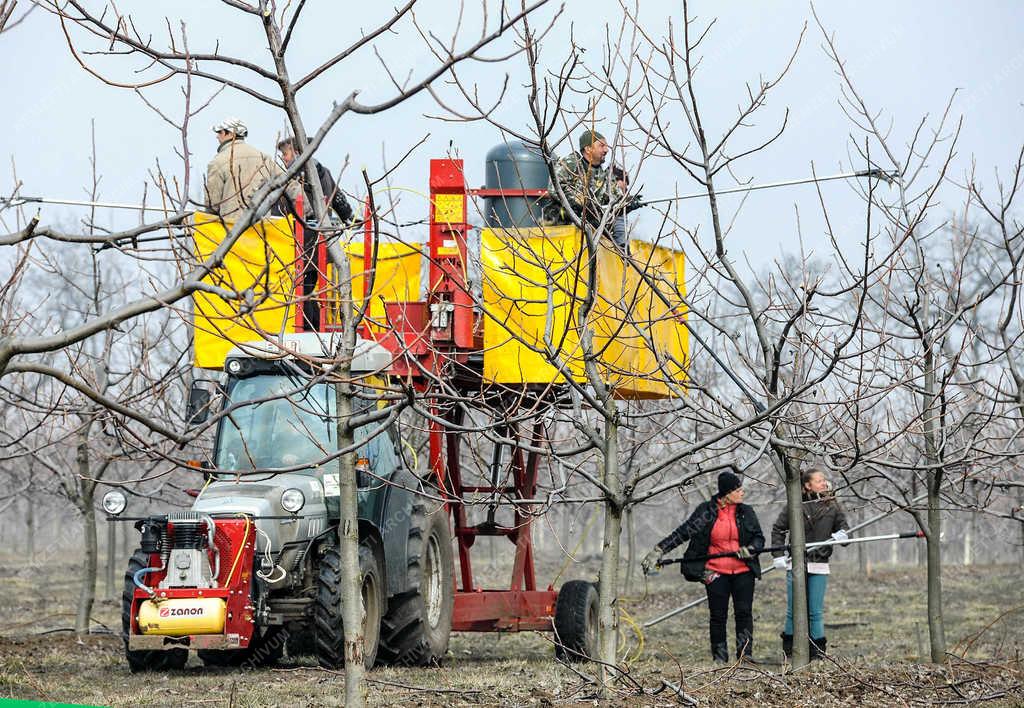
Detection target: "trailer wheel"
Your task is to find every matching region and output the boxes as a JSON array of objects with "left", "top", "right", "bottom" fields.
[
  {"left": 197, "top": 625, "right": 285, "bottom": 667},
  {"left": 314, "top": 543, "right": 382, "bottom": 669},
  {"left": 122, "top": 549, "right": 188, "bottom": 673},
  {"left": 553, "top": 580, "right": 598, "bottom": 662}
]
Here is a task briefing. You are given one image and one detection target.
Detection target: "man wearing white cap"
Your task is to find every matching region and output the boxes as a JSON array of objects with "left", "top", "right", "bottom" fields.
[{"left": 206, "top": 117, "right": 298, "bottom": 219}]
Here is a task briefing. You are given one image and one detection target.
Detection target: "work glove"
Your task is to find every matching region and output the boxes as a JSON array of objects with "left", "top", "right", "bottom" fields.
[
  {"left": 735, "top": 546, "right": 754, "bottom": 560},
  {"left": 625, "top": 194, "right": 645, "bottom": 213},
  {"left": 641, "top": 547, "right": 663, "bottom": 575},
  {"left": 831, "top": 529, "right": 850, "bottom": 544},
  {"left": 773, "top": 556, "right": 789, "bottom": 572}
]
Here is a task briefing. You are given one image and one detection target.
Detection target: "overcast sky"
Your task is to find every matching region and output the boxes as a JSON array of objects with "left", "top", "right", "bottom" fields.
[{"left": 2, "top": 1, "right": 1022, "bottom": 267}]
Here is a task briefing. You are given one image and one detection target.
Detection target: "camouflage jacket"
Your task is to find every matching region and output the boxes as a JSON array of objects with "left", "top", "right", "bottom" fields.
[{"left": 547, "top": 152, "right": 626, "bottom": 229}]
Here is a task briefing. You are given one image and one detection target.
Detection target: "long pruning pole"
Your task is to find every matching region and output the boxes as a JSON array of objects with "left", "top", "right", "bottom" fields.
[
  {"left": 641, "top": 493, "right": 927, "bottom": 628},
  {"left": 639, "top": 168, "right": 898, "bottom": 207},
  {"left": 655, "top": 530, "right": 923, "bottom": 567},
  {"left": 3, "top": 195, "right": 190, "bottom": 212}
]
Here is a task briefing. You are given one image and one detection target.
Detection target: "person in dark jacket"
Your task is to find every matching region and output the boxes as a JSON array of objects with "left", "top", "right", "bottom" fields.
[
  {"left": 641, "top": 472, "right": 766, "bottom": 663},
  {"left": 276, "top": 136, "right": 355, "bottom": 331},
  {"left": 770, "top": 467, "right": 849, "bottom": 660},
  {"left": 276, "top": 136, "right": 354, "bottom": 223}
]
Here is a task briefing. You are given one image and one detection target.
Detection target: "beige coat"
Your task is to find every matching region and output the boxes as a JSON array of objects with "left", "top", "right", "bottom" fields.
[{"left": 205, "top": 139, "right": 297, "bottom": 219}]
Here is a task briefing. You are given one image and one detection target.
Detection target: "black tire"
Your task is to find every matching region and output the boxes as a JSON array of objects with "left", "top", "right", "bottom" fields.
[
  {"left": 553, "top": 580, "right": 598, "bottom": 662},
  {"left": 377, "top": 502, "right": 454, "bottom": 667},
  {"left": 122, "top": 549, "right": 188, "bottom": 673},
  {"left": 197, "top": 625, "right": 285, "bottom": 668},
  {"left": 314, "top": 543, "right": 383, "bottom": 669}
]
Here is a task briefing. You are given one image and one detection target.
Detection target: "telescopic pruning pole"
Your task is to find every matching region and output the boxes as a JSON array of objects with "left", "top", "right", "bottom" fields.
[
  {"left": 640, "top": 168, "right": 898, "bottom": 207},
  {"left": 654, "top": 530, "right": 923, "bottom": 567}
]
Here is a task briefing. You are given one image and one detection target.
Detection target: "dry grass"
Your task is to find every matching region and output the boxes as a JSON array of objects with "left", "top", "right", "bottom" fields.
[{"left": 0, "top": 553, "right": 1021, "bottom": 706}]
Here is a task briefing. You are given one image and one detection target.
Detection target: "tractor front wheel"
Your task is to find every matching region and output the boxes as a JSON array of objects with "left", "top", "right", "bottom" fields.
[
  {"left": 122, "top": 549, "right": 188, "bottom": 673},
  {"left": 377, "top": 501, "right": 454, "bottom": 666},
  {"left": 314, "top": 542, "right": 383, "bottom": 669}
]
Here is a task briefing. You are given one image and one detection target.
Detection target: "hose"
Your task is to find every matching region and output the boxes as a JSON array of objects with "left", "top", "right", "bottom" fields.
[{"left": 133, "top": 567, "right": 160, "bottom": 598}]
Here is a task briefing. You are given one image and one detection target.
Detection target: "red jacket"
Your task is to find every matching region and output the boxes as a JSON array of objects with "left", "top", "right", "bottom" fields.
[{"left": 705, "top": 503, "right": 750, "bottom": 574}]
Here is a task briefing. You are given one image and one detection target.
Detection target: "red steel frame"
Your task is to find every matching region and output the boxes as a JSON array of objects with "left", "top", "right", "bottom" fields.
[{"left": 304, "top": 160, "right": 559, "bottom": 632}]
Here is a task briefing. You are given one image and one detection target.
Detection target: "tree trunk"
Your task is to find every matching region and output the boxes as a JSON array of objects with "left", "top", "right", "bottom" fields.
[
  {"left": 926, "top": 476, "right": 946, "bottom": 662},
  {"left": 105, "top": 516, "right": 116, "bottom": 598},
  {"left": 784, "top": 457, "right": 810, "bottom": 667},
  {"left": 857, "top": 508, "right": 868, "bottom": 575},
  {"left": 624, "top": 505, "right": 636, "bottom": 596},
  {"left": 963, "top": 512, "right": 973, "bottom": 566},
  {"left": 25, "top": 496, "right": 34, "bottom": 563},
  {"left": 335, "top": 379, "right": 366, "bottom": 706},
  {"left": 76, "top": 493, "right": 97, "bottom": 636},
  {"left": 596, "top": 413, "right": 622, "bottom": 687}
]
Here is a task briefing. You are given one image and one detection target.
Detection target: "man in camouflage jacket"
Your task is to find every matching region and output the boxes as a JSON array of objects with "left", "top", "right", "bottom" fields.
[{"left": 548, "top": 130, "right": 640, "bottom": 237}]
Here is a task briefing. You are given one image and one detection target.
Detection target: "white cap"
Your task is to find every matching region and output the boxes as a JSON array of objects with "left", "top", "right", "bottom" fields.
[{"left": 212, "top": 117, "right": 248, "bottom": 138}]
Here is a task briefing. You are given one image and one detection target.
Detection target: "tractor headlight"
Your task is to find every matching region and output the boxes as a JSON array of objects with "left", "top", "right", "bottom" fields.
[
  {"left": 281, "top": 488, "right": 305, "bottom": 514},
  {"left": 226, "top": 358, "right": 243, "bottom": 375},
  {"left": 102, "top": 490, "right": 127, "bottom": 516}
]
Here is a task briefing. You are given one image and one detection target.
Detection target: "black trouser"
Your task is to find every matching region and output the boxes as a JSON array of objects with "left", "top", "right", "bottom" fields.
[
  {"left": 705, "top": 571, "right": 755, "bottom": 658},
  {"left": 300, "top": 226, "right": 320, "bottom": 331}
]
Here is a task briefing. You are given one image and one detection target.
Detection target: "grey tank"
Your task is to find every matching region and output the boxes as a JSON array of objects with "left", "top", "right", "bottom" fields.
[{"left": 484, "top": 140, "right": 550, "bottom": 228}]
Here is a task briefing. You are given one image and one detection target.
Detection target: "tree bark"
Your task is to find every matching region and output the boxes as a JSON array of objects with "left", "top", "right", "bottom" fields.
[
  {"left": 75, "top": 494, "right": 97, "bottom": 636},
  {"left": 335, "top": 366, "right": 366, "bottom": 705},
  {"left": 105, "top": 516, "right": 116, "bottom": 598},
  {"left": 923, "top": 350, "right": 947, "bottom": 663},
  {"left": 926, "top": 476, "right": 946, "bottom": 662},
  {"left": 24, "top": 496, "right": 34, "bottom": 563},
  {"left": 624, "top": 505, "right": 635, "bottom": 596},
  {"left": 783, "top": 455, "right": 810, "bottom": 667},
  {"left": 596, "top": 412, "right": 622, "bottom": 687}
]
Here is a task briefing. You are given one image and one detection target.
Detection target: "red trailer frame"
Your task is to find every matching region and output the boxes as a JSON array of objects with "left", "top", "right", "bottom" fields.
[{"left": 303, "top": 159, "right": 560, "bottom": 633}]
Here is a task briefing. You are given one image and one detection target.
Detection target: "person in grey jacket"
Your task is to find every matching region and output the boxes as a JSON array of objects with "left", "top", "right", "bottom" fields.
[{"left": 770, "top": 467, "right": 849, "bottom": 660}]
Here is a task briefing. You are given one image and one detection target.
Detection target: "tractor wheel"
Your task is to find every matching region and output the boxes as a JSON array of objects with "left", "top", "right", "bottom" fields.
[
  {"left": 314, "top": 543, "right": 383, "bottom": 669},
  {"left": 377, "top": 501, "right": 454, "bottom": 666},
  {"left": 553, "top": 580, "right": 598, "bottom": 662},
  {"left": 197, "top": 625, "right": 285, "bottom": 668},
  {"left": 122, "top": 549, "right": 188, "bottom": 673}
]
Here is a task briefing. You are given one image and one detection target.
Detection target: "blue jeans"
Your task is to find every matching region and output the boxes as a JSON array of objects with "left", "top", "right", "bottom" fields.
[{"left": 784, "top": 571, "right": 829, "bottom": 638}]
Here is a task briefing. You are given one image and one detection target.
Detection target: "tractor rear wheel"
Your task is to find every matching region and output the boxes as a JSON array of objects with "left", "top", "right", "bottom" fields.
[
  {"left": 377, "top": 501, "right": 454, "bottom": 666},
  {"left": 313, "top": 543, "right": 383, "bottom": 669},
  {"left": 553, "top": 580, "right": 598, "bottom": 662},
  {"left": 122, "top": 549, "right": 188, "bottom": 672}
]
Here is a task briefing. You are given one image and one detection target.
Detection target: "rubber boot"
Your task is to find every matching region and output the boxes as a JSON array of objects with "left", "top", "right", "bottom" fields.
[
  {"left": 736, "top": 629, "right": 754, "bottom": 661},
  {"left": 810, "top": 636, "right": 827, "bottom": 661},
  {"left": 780, "top": 633, "right": 793, "bottom": 660},
  {"left": 711, "top": 642, "right": 729, "bottom": 664}
]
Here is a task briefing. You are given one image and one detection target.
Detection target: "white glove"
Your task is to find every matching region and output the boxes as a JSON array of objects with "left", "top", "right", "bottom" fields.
[
  {"left": 773, "top": 556, "right": 789, "bottom": 571},
  {"left": 831, "top": 529, "right": 850, "bottom": 543}
]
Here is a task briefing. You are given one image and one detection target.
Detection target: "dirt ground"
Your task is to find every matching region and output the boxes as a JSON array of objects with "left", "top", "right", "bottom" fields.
[{"left": 0, "top": 554, "right": 1021, "bottom": 707}]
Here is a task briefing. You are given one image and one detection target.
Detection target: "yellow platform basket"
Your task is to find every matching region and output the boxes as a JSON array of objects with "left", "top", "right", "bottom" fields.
[
  {"left": 480, "top": 226, "right": 688, "bottom": 399},
  {"left": 192, "top": 213, "right": 300, "bottom": 370}
]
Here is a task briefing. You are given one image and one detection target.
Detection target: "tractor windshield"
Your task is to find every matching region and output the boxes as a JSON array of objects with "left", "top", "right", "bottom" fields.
[{"left": 214, "top": 373, "right": 393, "bottom": 477}]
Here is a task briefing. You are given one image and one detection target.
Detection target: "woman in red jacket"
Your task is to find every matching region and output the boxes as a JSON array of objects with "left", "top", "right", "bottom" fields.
[{"left": 643, "top": 472, "right": 766, "bottom": 663}]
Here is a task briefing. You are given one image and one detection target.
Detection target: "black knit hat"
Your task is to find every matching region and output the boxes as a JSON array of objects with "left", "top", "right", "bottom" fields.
[{"left": 717, "top": 471, "right": 742, "bottom": 496}]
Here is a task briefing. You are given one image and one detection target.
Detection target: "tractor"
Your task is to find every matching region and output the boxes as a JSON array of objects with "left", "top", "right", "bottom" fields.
[
  {"left": 107, "top": 143, "right": 685, "bottom": 671},
  {"left": 107, "top": 334, "right": 455, "bottom": 670}
]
